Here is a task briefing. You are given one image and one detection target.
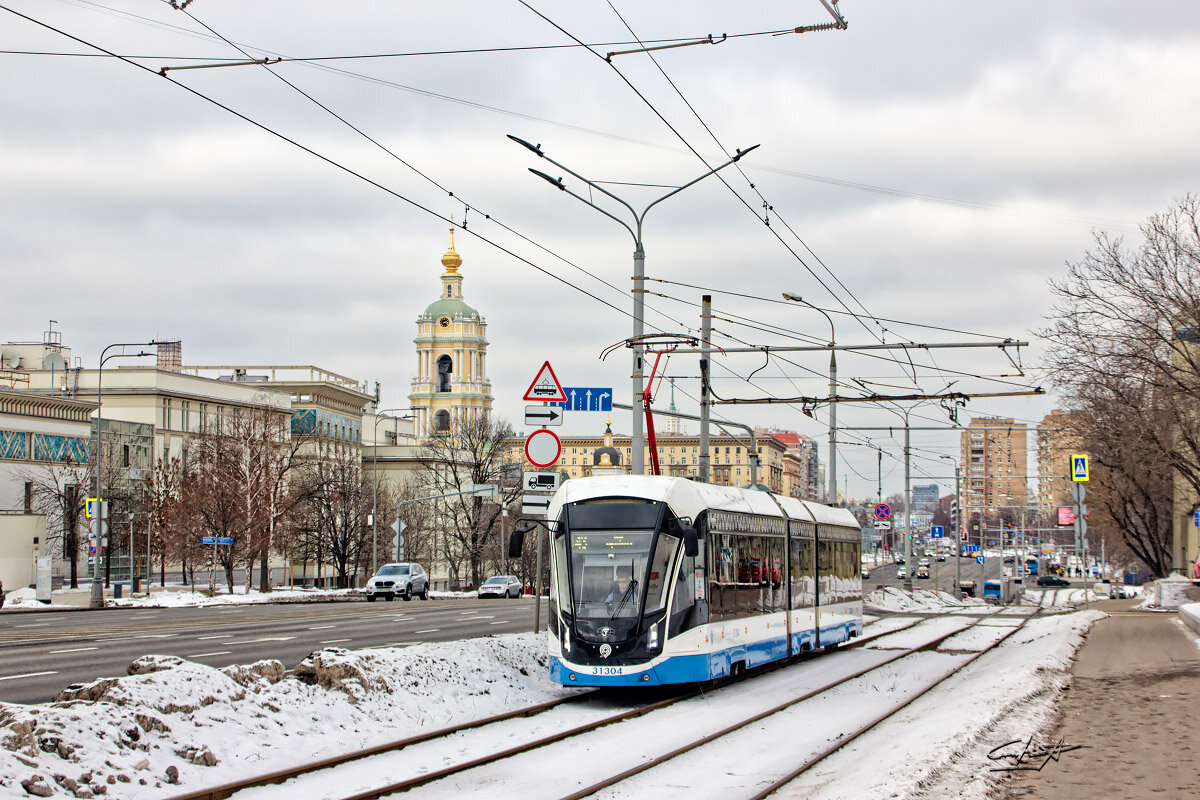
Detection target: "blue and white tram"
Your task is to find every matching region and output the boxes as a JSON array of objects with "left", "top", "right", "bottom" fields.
[{"left": 513, "top": 475, "right": 863, "bottom": 687}]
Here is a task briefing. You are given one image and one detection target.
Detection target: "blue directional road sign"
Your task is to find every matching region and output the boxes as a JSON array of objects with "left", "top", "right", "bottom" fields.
[
  {"left": 1194, "top": 510, "right": 1199, "bottom": 528},
  {"left": 200, "top": 537, "right": 234, "bottom": 545},
  {"left": 976, "top": 555, "right": 985, "bottom": 565},
  {"left": 930, "top": 525, "right": 944, "bottom": 537},
  {"left": 553, "top": 387, "right": 612, "bottom": 412}
]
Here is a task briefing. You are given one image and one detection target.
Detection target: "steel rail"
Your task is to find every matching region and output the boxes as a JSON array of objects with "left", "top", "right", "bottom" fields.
[
  {"left": 749, "top": 609, "right": 1043, "bottom": 799},
  {"left": 167, "top": 690, "right": 605, "bottom": 800},
  {"left": 555, "top": 614, "right": 991, "bottom": 800}
]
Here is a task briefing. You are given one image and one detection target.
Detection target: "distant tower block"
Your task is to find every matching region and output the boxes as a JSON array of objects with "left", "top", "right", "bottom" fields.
[{"left": 157, "top": 340, "right": 182, "bottom": 372}]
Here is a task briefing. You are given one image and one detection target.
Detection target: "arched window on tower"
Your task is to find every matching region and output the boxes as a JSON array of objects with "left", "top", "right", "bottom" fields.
[
  {"left": 446, "top": 285, "right": 452, "bottom": 298},
  {"left": 437, "top": 355, "right": 453, "bottom": 392},
  {"left": 434, "top": 409, "right": 450, "bottom": 432}
]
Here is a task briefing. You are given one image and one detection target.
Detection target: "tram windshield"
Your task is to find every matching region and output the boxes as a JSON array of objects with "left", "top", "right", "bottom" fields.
[{"left": 561, "top": 529, "right": 680, "bottom": 623}]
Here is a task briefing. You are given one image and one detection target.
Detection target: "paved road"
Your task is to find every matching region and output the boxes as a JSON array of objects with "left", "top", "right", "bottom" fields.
[{"left": 0, "top": 596, "right": 544, "bottom": 704}]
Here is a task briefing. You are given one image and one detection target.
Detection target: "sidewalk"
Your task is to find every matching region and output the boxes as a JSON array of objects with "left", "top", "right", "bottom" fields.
[{"left": 1002, "top": 597, "right": 1200, "bottom": 799}]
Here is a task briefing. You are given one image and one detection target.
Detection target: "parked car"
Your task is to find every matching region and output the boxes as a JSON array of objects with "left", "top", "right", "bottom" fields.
[
  {"left": 1036, "top": 575, "right": 1071, "bottom": 588},
  {"left": 478, "top": 575, "right": 523, "bottom": 599},
  {"left": 916, "top": 566, "right": 930, "bottom": 579},
  {"left": 365, "top": 563, "right": 428, "bottom": 601}
]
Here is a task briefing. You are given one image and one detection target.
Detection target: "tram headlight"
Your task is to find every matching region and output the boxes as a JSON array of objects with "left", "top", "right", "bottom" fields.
[
  {"left": 561, "top": 625, "right": 571, "bottom": 654},
  {"left": 646, "top": 619, "right": 662, "bottom": 652}
]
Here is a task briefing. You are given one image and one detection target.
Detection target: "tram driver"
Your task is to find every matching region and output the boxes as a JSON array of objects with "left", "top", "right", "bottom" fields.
[{"left": 605, "top": 575, "right": 639, "bottom": 608}]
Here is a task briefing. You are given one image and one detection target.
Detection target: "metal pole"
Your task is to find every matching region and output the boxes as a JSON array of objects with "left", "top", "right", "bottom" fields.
[
  {"left": 632, "top": 242, "right": 645, "bottom": 475},
  {"left": 699, "top": 295, "right": 712, "bottom": 484},
  {"left": 128, "top": 512, "right": 133, "bottom": 587},
  {"left": 954, "top": 465, "right": 961, "bottom": 595},
  {"left": 509, "top": 136, "right": 757, "bottom": 476},
  {"left": 903, "top": 417, "right": 913, "bottom": 591},
  {"left": 828, "top": 345, "right": 837, "bottom": 504},
  {"left": 90, "top": 357, "right": 105, "bottom": 609},
  {"left": 147, "top": 514, "right": 152, "bottom": 591},
  {"left": 533, "top": 527, "right": 544, "bottom": 633}
]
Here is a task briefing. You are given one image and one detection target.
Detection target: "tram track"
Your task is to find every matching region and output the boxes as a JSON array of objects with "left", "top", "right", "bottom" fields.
[{"left": 175, "top": 611, "right": 1016, "bottom": 800}]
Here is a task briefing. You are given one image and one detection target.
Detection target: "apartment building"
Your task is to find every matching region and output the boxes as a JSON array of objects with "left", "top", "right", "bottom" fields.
[{"left": 959, "top": 416, "right": 1028, "bottom": 525}]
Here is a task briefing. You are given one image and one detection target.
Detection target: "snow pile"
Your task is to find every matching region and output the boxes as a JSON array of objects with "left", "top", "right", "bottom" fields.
[
  {"left": 866, "top": 586, "right": 983, "bottom": 612},
  {"left": 2, "top": 587, "right": 44, "bottom": 608},
  {"left": 1179, "top": 602, "right": 1200, "bottom": 637},
  {"left": 0, "top": 634, "right": 573, "bottom": 798},
  {"left": 1136, "top": 575, "right": 1195, "bottom": 611},
  {"left": 110, "top": 587, "right": 362, "bottom": 608}
]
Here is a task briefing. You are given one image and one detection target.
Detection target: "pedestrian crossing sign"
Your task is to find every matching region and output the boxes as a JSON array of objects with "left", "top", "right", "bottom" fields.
[{"left": 1070, "top": 454, "right": 1089, "bottom": 482}]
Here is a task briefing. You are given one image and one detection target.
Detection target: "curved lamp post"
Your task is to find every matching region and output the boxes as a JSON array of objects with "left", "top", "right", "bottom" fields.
[
  {"left": 509, "top": 135, "right": 759, "bottom": 475},
  {"left": 370, "top": 409, "right": 413, "bottom": 574},
  {"left": 90, "top": 341, "right": 163, "bottom": 609},
  {"left": 782, "top": 293, "right": 837, "bottom": 504}
]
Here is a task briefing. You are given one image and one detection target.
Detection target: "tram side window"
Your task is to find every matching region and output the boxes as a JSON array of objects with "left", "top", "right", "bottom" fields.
[
  {"left": 818, "top": 540, "right": 837, "bottom": 605},
  {"left": 710, "top": 533, "right": 785, "bottom": 619},
  {"left": 669, "top": 552, "right": 708, "bottom": 635},
  {"left": 790, "top": 538, "right": 816, "bottom": 608}
]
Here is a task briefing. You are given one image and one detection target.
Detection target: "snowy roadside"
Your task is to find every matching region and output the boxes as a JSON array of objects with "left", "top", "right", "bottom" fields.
[
  {"left": 1, "top": 585, "right": 483, "bottom": 611},
  {"left": 1, "top": 634, "right": 573, "bottom": 798},
  {"left": 1, "top": 591, "right": 1104, "bottom": 800}
]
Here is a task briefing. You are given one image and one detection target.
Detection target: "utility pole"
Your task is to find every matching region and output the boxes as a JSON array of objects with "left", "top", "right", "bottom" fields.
[
  {"left": 903, "top": 420, "right": 913, "bottom": 591},
  {"left": 700, "top": 295, "right": 712, "bottom": 483},
  {"left": 954, "top": 465, "right": 961, "bottom": 595}
]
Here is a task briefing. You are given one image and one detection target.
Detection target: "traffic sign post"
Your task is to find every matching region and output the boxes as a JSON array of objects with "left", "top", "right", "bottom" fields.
[
  {"left": 523, "top": 361, "right": 567, "bottom": 403},
  {"left": 524, "top": 428, "right": 562, "bottom": 469},
  {"left": 1071, "top": 454, "right": 1089, "bottom": 482},
  {"left": 524, "top": 472, "right": 561, "bottom": 491},
  {"left": 524, "top": 405, "right": 563, "bottom": 427},
  {"left": 552, "top": 387, "right": 613, "bottom": 412},
  {"left": 522, "top": 494, "right": 552, "bottom": 517}
]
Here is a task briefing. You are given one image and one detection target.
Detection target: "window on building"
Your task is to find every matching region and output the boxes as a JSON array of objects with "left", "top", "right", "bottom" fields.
[{"left": 436, "top": 355, "right": 453, "bottom": 392}]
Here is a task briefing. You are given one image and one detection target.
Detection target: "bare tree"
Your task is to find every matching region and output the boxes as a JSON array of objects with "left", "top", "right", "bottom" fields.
[
  {"left": 21, "top": 460, "right": 89, "bottom": 588},
  {"left": 296, "top": 440, "right": 370, "bottom": 587},
  {"left": 416, "top": 415, "right": 522, "bottom": 588},
  {"left": 1040, "top": 195, "right": 1200, "bottom": 575}
]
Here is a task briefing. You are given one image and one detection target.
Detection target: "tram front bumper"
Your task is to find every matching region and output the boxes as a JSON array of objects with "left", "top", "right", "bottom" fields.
[{"left": 550, "top": 654, "right": 709, "bottom": 686}]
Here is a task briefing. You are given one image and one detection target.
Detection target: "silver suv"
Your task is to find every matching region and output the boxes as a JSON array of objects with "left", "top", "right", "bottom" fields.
[{"left": 365, "top": 563, "right": 429, "bottom": 601}]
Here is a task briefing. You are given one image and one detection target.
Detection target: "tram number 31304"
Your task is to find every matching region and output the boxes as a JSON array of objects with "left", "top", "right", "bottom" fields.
[{"left": 590, "top": 666, "right": 624, "bottom": 676}]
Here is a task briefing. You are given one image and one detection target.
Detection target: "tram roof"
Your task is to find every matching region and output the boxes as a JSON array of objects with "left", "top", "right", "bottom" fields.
[{"left": 550, "top": 476, "right": 858, "bottom": 529}]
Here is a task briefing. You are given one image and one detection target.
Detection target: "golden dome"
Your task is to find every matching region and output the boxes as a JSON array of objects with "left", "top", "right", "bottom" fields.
[{"left": 441, "top": 225, "right": 462, "bottom": 275}]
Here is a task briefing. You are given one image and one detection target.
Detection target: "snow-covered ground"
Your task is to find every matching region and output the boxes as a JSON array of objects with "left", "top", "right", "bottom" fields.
[
  {"left": 1, "top": 585, "right": 481, "bottom": 611},
  {"left": 0, "top": 588, "right": 1116, "bottom": 800}
]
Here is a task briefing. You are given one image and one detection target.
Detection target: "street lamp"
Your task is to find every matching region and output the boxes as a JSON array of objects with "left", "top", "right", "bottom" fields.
[
  {"left": 509, "top": 134, "right": 759, "bottom": 475},
  {"left": 940, "top": 453, "right": 962, "bottom": 594},
  {"left": 370, "top": 409, "right": 413, "bottom": 575},
  {"left": 90, "top": 341, "right": 163, "bottom": 609},
  {"left": 782, "top": 293, "right": 837, "bottom": 505}
]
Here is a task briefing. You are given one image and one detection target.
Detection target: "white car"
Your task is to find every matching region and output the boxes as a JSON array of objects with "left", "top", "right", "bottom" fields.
[
  {"left": 478, "top": 575, "right": 523, "bottom": 599},
  {"left": 365, "top": 563, "right": 428, "bottom": 601},
  {"left": 896, "top": 566, "right": 907, "bottom": 580}
]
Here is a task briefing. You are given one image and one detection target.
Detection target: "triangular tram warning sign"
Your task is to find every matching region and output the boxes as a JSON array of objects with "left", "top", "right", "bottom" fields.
[{"left": 523, "top": 361, "right": 567, "bottom": 402}]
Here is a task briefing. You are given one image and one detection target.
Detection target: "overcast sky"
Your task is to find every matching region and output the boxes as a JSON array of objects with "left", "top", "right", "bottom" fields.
[{"left": 3, "top": 1, "right": 1198, "bottom": 501}]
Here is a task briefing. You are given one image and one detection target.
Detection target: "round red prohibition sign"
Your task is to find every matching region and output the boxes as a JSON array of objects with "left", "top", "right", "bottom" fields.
[
  {"left": 873, "top": 503, "right": 892, "bottom": 521},
  {"left": 524, "top": 428, "right": 562, "bottom": 468}
]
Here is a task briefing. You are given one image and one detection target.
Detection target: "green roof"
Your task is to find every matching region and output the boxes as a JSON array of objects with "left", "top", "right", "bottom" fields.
[{"left": 423, "top": 297, "right": 479, "bottom": 319}]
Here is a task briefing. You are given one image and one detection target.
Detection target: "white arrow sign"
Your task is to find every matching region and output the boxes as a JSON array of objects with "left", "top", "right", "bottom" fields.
[{"left": 525, "top": 405, "right": 563, "bottom": 427}]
